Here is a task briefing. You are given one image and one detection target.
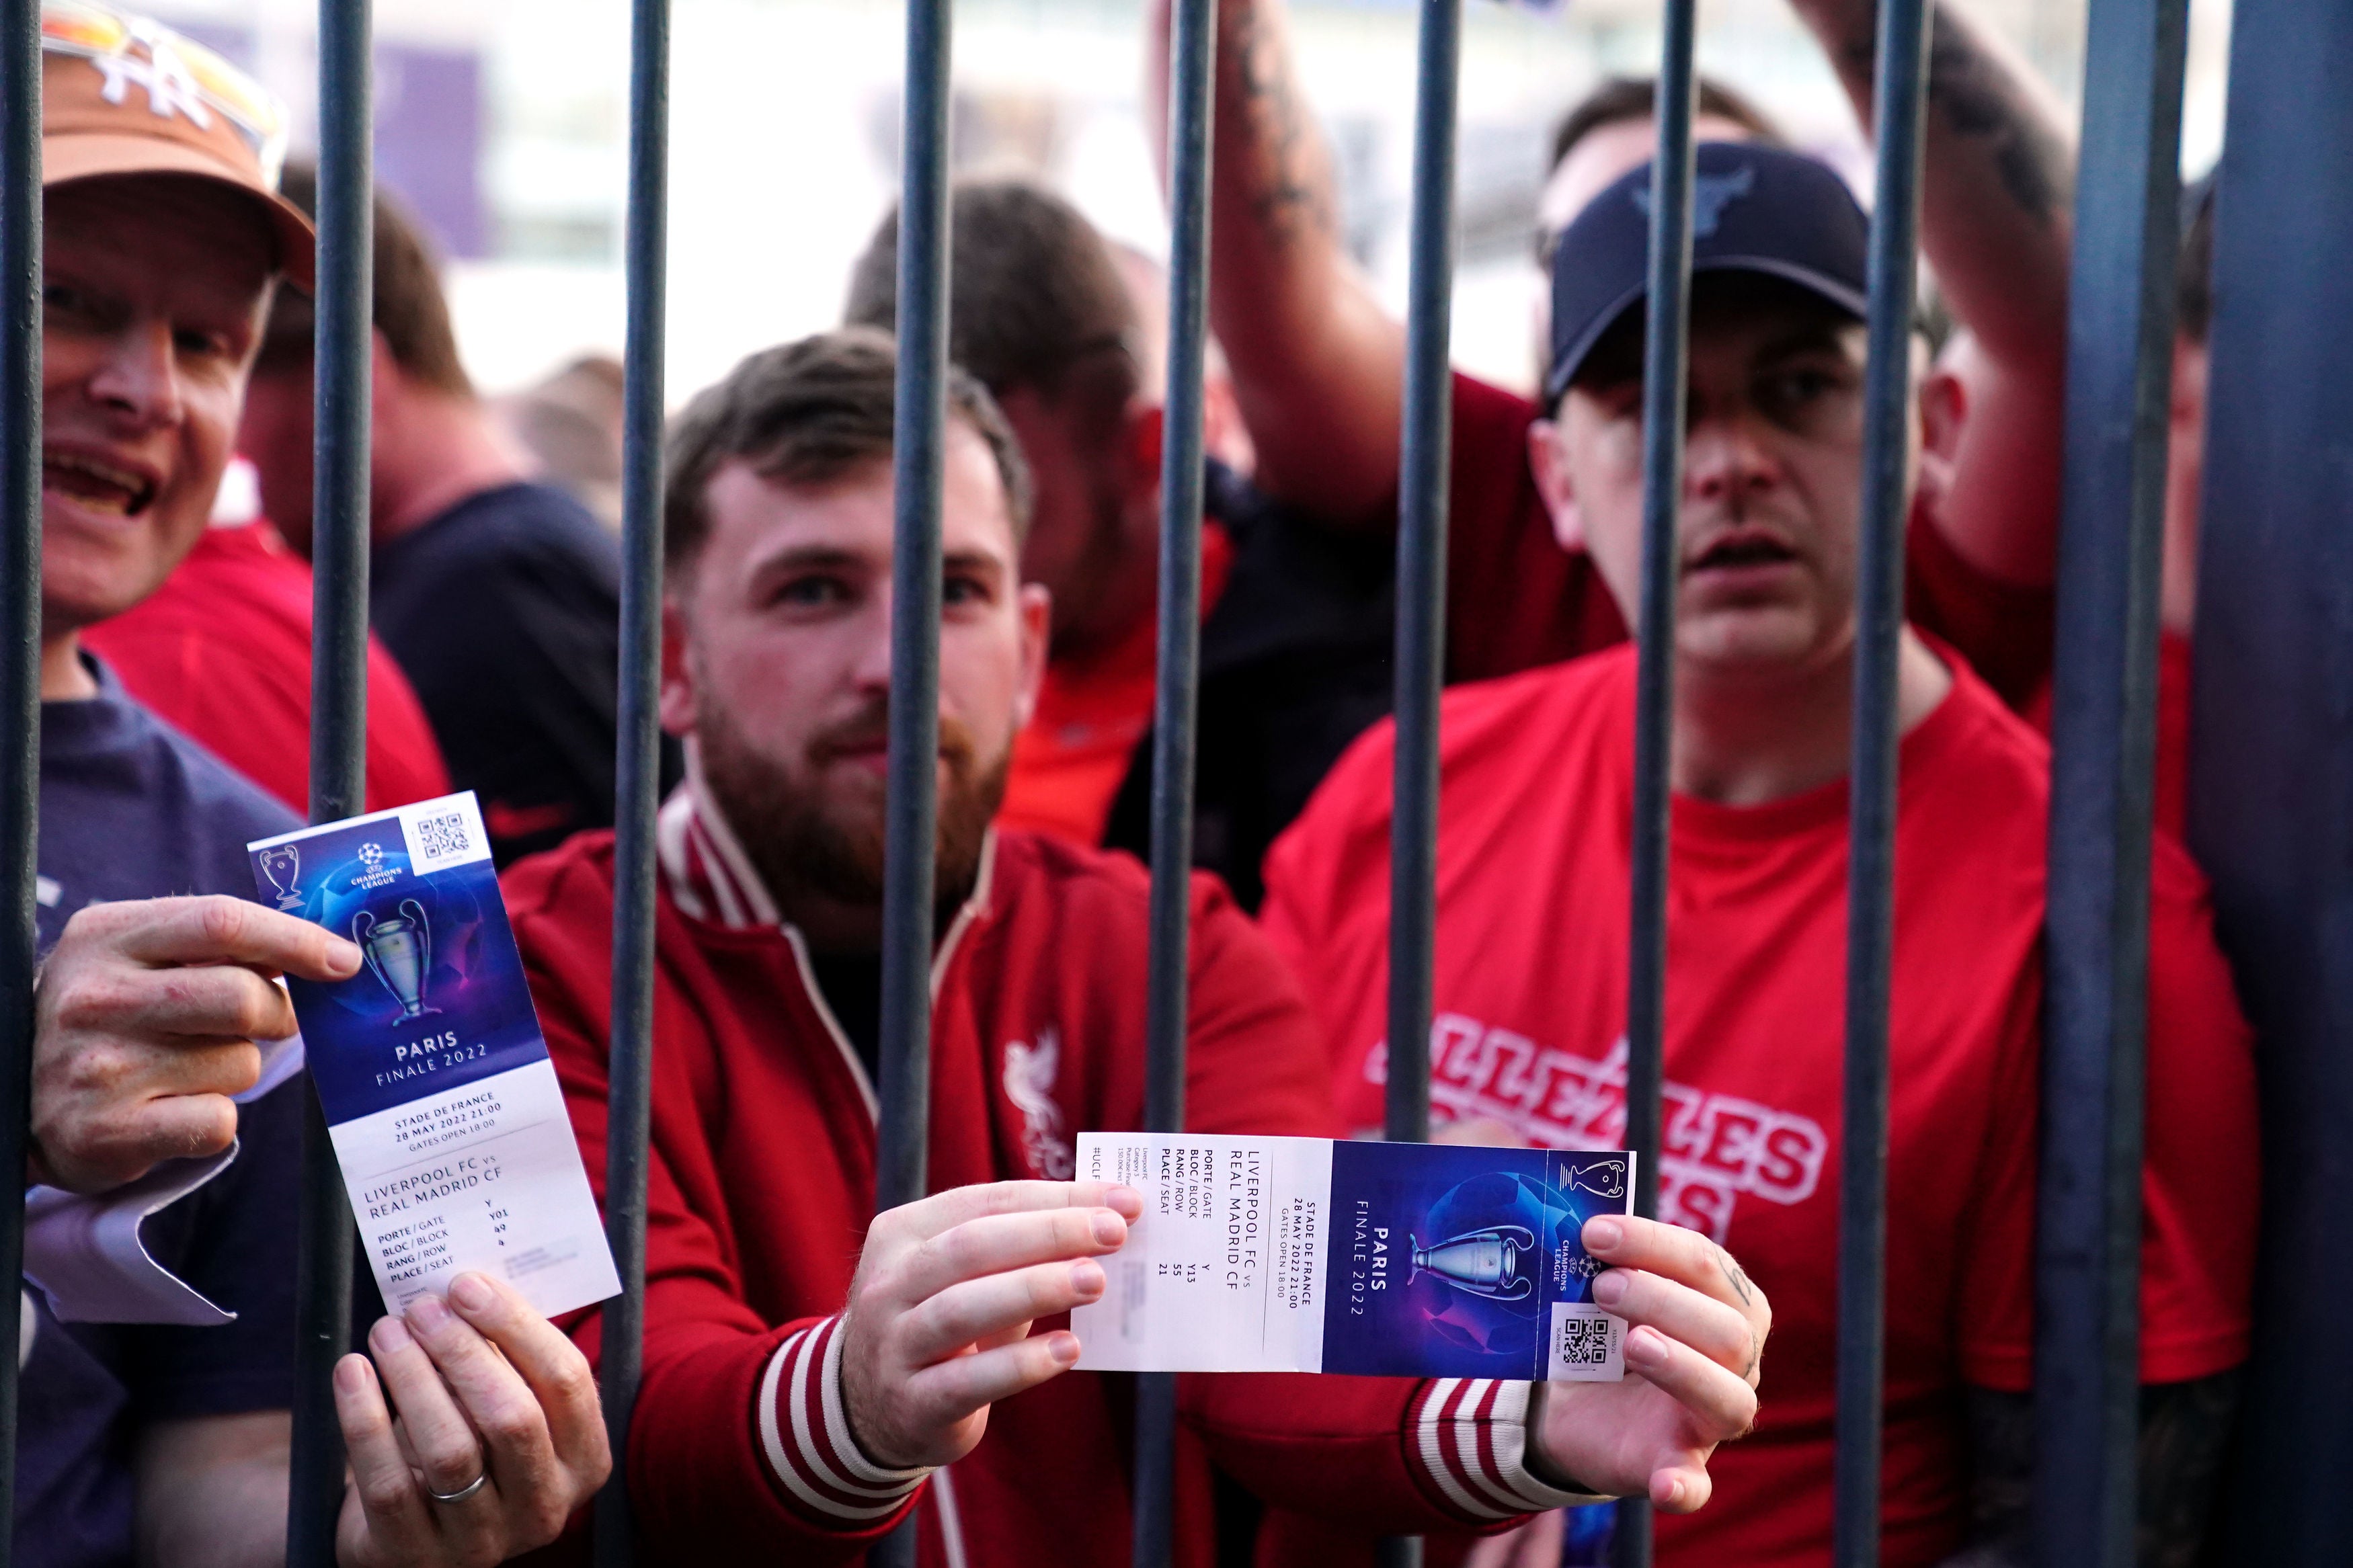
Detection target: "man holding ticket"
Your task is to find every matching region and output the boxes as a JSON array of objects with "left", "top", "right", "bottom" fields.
[
  {"left": 14, "top": 7, "right": 606, "bottom": 1564},
  {"left": 1259, "top": 145, "right": 2260, "bottom": 1567},
  {"left": 508, "top": 329, "right": 1770, "bottom": 1565}
]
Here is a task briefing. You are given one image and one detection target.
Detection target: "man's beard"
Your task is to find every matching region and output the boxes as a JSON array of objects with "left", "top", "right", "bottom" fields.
[{"left": 696, "top": 694, "right": 1009, "bottom": 931}]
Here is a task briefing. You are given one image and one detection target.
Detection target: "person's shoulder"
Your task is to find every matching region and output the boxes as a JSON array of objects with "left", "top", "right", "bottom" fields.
[
  {"left": 1303, "top": 653, "right": 1624, "bottom": 829},
  {"left": 1447, "top": 644, "right": 1629, "bottom": 737},
  {"left": 988, "top": 828, "right": 1153, "bottom": 919},
  {"left": 103, "top": 680, "right": 301, "bottom": 845},
  {"left": 502, "top": 829, "right": 621, "bottom": 933},
  {"left": 395, "top": 483, "right": 617, "bottom": 580},
  {"left": 1451, "top": 366, "right": 1542, "bottom": 440},
  {"left": 1913, "top": 650, "right": 2056, "bottom": 813}
]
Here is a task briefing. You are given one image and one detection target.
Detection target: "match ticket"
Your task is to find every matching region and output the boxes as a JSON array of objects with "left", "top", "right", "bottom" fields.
[
  {"left": 248, "top": 792, "right": 619, "bottom": 1319},
  {"left": 1072, "top": 1134, "right": 1634, "bottom": 1383}
]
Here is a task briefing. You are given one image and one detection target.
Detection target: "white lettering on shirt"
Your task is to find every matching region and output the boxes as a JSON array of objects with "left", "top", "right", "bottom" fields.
[{"left": 1362, "top": 1016, "right": 1829, "bottom": 1243}]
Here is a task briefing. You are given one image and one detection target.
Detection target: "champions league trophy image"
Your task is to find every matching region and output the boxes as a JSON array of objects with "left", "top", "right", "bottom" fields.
[
  {"left": 354, "top": 900, "right": 438, "bottom": 1020},
  {"left": 1408, "top": 1225, "right": 1538, "bottom": 1302},
  {"left": 257, "top": 845, "right": 303, "bottom": 911}
]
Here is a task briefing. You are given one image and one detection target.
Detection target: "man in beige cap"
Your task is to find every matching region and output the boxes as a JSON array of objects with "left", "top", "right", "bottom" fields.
[{"left": 18, "top": 6, "right": 607, "bottom": 1565}]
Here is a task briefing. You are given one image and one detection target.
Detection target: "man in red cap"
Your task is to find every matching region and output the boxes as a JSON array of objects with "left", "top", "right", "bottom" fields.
[{"left": 19, "top": 7, "right": 605, "bottom": 1564}]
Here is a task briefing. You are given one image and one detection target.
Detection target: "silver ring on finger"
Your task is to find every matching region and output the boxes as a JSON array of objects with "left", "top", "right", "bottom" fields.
[{"left": 428, "top": 1471, "right": 489, "bottom": 1505}]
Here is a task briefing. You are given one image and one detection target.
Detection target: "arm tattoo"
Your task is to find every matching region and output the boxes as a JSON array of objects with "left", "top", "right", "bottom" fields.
[
  {"left": 1228, "top": 2, "right": 1339, "bottom": 248},
  {"left": 1835, "top": 3, "right": 2073, "bottom": 228},
  {"left": 2135, "top": 1369, "right": 2244, "bottom": 1568},
  {"left": 1946, "top": 1370, "right": 2245, "bottom": 1568}
]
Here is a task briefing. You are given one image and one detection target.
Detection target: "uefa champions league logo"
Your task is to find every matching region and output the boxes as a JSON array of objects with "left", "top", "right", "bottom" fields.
[
  {"left": 355, "top": 899, "right": 437, "bottom": 1022},
  {"left": 257, "top": 845, "right": 303, "bottom": 910},
  {"left": 1409, "top": 1225, "right": 1538, "bottom": 1302},
  {"left": 359, "top": 841, "right": 383, "bottom": 870}
]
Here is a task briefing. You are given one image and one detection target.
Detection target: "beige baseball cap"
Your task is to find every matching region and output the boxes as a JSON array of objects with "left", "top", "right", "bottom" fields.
[{"left": 38, "top": 0, "right": 313, "bottom": 288}]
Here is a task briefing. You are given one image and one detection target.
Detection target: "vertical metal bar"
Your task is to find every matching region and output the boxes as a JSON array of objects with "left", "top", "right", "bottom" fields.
[
  {"left": 2195, "top": 3, "right": 2353, "bottom": 1557},
  {"left": 1377, "top": 1, "right": 1462, "bottom": 1563},
  {"left": 870, "top": 0, "right": 951, "bottom": 1563},
  {"left": 1613, "top": 7, "right": 1700, "bottom": 1565},
  {"left": 1383, "top": 0, "right": 1459, "bottom": 1163},
  {"left": 2034, "top": 3, "right": 2188, "bottom": 1564},
  {"left": 592, "top": 0, "right": 670, "bottom": 1561},
  {"left": 1835, "top": 0, "right": 1930, "bottom": 1563},
  {"left": 1130, "top": 0, "right": 1215, "bottom": 1557},
  {"left": 289, "top": 2, "right": 371, "bottom": 1562},
  {"left": 0, "top": 5, "right": 37, "bottom": 1561}
]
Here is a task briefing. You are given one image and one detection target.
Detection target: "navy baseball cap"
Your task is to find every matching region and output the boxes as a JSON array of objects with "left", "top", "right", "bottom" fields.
[{"left": 1545, "top": 140, "right": 1871, "bottom": 404}]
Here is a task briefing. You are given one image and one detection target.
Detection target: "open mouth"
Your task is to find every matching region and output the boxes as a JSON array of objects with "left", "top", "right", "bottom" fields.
[
  {"left": 1685, "top": 530, "right": 1798, "bottom": 575},
  {"left": 43, "top": 450, "right": 159, "bottom": 518}
]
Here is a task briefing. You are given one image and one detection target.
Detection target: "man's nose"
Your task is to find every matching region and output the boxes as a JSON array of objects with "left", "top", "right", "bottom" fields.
[
  {"left": 1684, "top": 408, "right": 1778, "bottom": 507},
  {"left": 849, "top": 591, "right": 898, "bottom": 693},
  {"left": 85, "top": 319, "right": 182, "bottom": 429}
]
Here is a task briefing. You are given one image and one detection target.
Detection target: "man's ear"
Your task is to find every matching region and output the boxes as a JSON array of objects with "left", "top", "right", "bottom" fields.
[
  {"left": 1527, "top": 417, "right": 1584, "bottom": 553},
  {"left": 1915, "top": 362, "right": 1966, "bottom": 520},
  {"left": 660, "top": 594, "right": 698, "bottom": 739},
  {"left": 1919, "top": 362, "right": 1966, "bottom": 463},
  {"left": 1013, "top": 583, "right": 1051, "bottom": 731}
]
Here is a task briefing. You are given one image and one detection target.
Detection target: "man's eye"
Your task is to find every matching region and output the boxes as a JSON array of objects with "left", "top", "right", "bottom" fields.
[
  {"left": 943, "top": 575, "right": 990, "bottom": 606},
  {"left": 42, "top": 284, "right": 90, "bottom": 319},
  {"left": 1763, "top": 369, "right": 1838, "bottom": 405},
  {"left": 175, "top": 328, "right": 231, "bottom": 359},
  {"left": 773, "top": 577, "right": 846, "bottom": 608}
]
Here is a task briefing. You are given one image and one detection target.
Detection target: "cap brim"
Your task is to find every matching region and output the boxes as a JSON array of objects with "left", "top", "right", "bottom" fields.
[
  {"left": 1545, "top": 257, "right": 1872, "bottom": 405},
  {"left": 43, "top": 132, "right": 315, "bottom": 291}
]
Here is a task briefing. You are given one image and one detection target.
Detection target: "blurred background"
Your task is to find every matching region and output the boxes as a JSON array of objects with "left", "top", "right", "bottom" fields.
[{"left": 142, "top": 0, "right": 2237, "bottom": 413}]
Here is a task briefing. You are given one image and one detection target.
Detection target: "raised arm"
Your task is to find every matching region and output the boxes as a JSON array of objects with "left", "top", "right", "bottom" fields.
[
  {"left": 1145, "top": 0, "right": 1406, "bottom": 521},
  {"left": 1792, "top": 0, "right": 2076, "bottom": 585}
]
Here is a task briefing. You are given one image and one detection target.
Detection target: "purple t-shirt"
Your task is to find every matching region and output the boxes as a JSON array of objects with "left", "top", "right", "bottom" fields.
[{"left": 16, "top": 658, "right": 305, "bottom": 1568}]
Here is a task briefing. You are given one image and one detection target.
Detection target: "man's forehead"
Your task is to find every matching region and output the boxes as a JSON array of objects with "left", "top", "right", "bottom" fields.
[
  {"left": 48, "top": 173, "right": 276, "bottom": 279},
  {"left": 708, "top": 452, "right": 1018, "bottom": 574}
]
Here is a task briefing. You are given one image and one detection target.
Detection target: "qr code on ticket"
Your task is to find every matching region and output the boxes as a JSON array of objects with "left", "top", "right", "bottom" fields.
[
  {"left": 1548, "top": 1301, "right": 1625, "bottom": 1383},
  {"left": 412, "top": 811, "right": 472, "bottom": 866}
]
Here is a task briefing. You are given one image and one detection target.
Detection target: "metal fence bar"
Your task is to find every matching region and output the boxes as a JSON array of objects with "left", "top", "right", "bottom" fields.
[
  {"left": 592, "top": 0, "right": 672, "bottom": 1561},
  {"left": 1613, "top": 5, "right": 1700, "bottom": 1563},
  {"left": 0, "top": 3, "right": 38, "bottom": 1559},
  {"left": 2194, "top": 2, "right": 2353, "bottom": 1555},
  {"left": 1833, "top": 0, "right": 1930, "bottom": 1562},
  {"left": 2034, "top": 0, "right": 2189, "bottom": 1563},
  {"left": 1376, "top": 2, "right": 1462, "bottom": 1563},
  {"left": 870, "top": 0, "right": 952, "bottom": 1560},
  {"left": 1129, "top": 0, "right": 1216, "bottom": 1555},
  {"left": 289, "top": 3, "right": 373, "bottom": 1561}
]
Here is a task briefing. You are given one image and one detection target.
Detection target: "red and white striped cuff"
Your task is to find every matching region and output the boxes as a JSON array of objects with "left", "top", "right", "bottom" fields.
[
  {"left": 756, "top": 1315, "right": 931, "bottom": 1530},
  {"left": 1408, "top": 1378, "right": 1613, "bottom": 1523}
]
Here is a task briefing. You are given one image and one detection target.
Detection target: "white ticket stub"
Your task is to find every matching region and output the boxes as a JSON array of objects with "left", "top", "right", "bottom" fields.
[
  {"left": 1072, "top": 1132, "right": 1633, "bottom": 1382},
  {"left": 251, "top": 792, "right": 619, "bottom": 1317}
]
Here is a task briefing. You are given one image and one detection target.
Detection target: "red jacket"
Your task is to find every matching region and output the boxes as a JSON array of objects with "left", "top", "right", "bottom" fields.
[
  {"left": 506, "top": 785, "right": 1593, "bottom": 1567},
  {"left": 85, "top": 520, "right": 451, "bottom": 814}
]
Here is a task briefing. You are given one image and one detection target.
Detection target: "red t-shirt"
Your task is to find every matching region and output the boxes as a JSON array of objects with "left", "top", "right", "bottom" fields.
[
  {"left": 86, "top": 521, "right": 451, "bottom": 815},
  {"left": 1259, "top": 645, "right": 2257, "bottom": 1568},
  {"left": 1000, "top": 523, "right": 1236, "bottom": 845}
]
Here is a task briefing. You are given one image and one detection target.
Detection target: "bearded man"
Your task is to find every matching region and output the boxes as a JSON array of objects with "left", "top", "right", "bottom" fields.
[{"left": 504, "top": 328, "right": 1773, "bottom": 1566}]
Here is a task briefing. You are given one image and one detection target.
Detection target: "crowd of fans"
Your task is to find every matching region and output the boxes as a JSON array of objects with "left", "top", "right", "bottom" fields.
[{"left": 17, "top": 1, "right": 2254, "bottom": 1567}]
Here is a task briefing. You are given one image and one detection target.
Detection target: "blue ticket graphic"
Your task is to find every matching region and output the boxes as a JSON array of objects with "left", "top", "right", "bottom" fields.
[
  {"left": 250, "top": 792, "right": 619, "bottom": 1317},
  {"left": 1071, "top": 1134, "right": 1634, "bottom": 1382}
]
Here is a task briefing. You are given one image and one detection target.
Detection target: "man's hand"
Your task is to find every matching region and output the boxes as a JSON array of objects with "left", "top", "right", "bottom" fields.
[
  {"left": 1528, "top": 1215, "right": 1769, "bottom": 1512},
  {"left": 32, "top": 895, "right": 361, "bottom": 1193},
  {"left": 838, "top": 1180, "right": 1144, "bottom": 1470},
  {"left": 333, "top": 1272, "right": 610, "bottom": 1568}
]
